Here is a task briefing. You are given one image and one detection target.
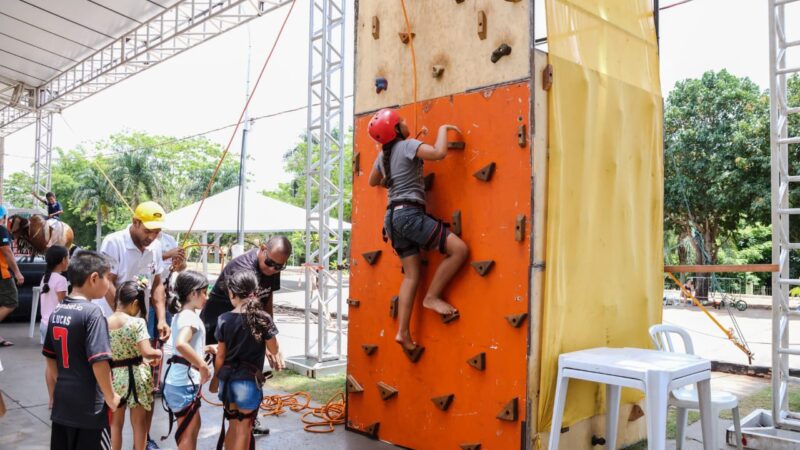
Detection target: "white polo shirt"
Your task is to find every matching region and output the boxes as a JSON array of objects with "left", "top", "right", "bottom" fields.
[{"left": 96, "top": 225, "right": 162, "bottom": 316}]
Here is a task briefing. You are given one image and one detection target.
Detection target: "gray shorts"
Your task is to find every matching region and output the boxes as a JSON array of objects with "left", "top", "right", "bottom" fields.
[
  {"left": 0, "top": 277, "right": 18, "bottom": 309},
  {"left": 384, "top": 204, "right": 449, "bottom": 258}
]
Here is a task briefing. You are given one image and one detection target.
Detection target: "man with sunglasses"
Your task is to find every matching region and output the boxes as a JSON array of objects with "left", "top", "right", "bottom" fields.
[{"left": 201, "top": 235, "right": 291, "bottom": 363}]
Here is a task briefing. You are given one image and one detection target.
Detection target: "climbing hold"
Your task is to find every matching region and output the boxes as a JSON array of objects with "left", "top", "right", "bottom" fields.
[
  {"left": 432, "top": 65, "right": 445, "bottom": 78},
  {"left": 515, "top": 214, "right": 526, "bottom": 242},
  {"left": 372, "top": 16, "right": 380, "bottom": 39},
  {"left": 628, "top": 404, "right": 645, "bottom": 422},
  {"left": 423, "top": 173, "right": 435, "bottom": 191},
  {"left": 477, "top": 11, "right": 487, "bottom": 40},
  {"left": 346, "top": 298, "right": 360, "bottom": 307},
  {"left": 543, "top": 64, "right": 554, "bottom": 91},
  {"left": 497, "top": 397, "right": 519, "bottom": 421},
  {"left": 460, "top": 444, "right": 481, "bottom": 450},
  {"left": 377, "top": 382, "right": 398, "bottom": 400},
  {"left": 353, "top": 151, "right": 360, "bottom": 173},
  {"left": 505, "top": 313, "right": 528, "bottom": 328},
  {"left": 491, "top": 43, "right": 512, "bottom": 63},
  {"left": 362, "top": 250, "right": 381, "bottom": 265},
  {"left": 455, "top": 0, "right": 465, "bottom": 3},
  {"left": 452, "top": 210, "right": 462, "bottom": 236},
  {"left": 431, "top": 394, "right": 455, "bottom": 411},
  {"left": 362, "top": 344, "right": 378, "bottom": 356},
  {"left": 505, "top": 0, "right": 522, "bottom": 2},
  {"left": 390, "top": 296, "right": 398, "bottom": 318},
  {"left": 467, "top": 352, "right": 486, "bottom": 371},
  {"left": 346, "top": 374, "right": 364, "bottom": 393},
  {"left": 403, "top": 345, "right": 425, "bottom": 363},
  {"left": 447, "top": 141, "right": 466, "bottom": 150},
  {"left": 375, "top": 77, "right": 388, "bottom": 94},
  {"left": 471, "top": 260, "right": 495, "bottom": 276},
  {"left": 398, "top": 32, "right": 415, "bottom": 44},
  {"left": 473, "top": 162, "right": 496, "bottom": 182},
  {"left": 517, "top": 124, "right": 527, "bottom": 147},
  {"left": 440, "top": 310, "right": 460, "bottom": 324},
  {"left": 591, "top": 435, "right": 607, "bottom": 446},
  {"left": 364, "top": 422, "right": 380, "bottom": 439}
]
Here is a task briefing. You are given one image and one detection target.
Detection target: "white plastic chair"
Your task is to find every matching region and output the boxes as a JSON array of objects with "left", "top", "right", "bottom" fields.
[{"left": 649, "top": 324, "right": 743, "bottom": 450}]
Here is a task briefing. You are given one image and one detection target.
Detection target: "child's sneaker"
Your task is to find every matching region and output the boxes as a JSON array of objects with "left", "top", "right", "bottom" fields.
[{"left": 146, "top": 436, "right": 161, "bottom": 449}]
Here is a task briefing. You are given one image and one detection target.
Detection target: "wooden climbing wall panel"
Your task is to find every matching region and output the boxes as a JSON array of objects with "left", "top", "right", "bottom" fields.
[
  {"left": 348, "top": 81, "right": 532, "bottom": 449},
  {"left": 354, "top": 0, "right": 531, "bottom": 114}
]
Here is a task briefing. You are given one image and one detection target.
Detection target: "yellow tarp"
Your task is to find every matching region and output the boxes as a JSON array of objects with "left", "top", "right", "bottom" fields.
[{"left": 538, "top": 0, "right": 664, "bottom": 433}]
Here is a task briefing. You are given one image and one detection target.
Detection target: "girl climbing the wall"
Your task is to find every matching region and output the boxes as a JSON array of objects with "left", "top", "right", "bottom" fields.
[{"left": 367, "top": 108, "right": 469, "bottom": 356}]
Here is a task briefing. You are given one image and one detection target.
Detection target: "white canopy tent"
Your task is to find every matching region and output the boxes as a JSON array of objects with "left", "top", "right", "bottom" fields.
[{"left": 163, "top": 185, "right": 351, "bottom": 234}]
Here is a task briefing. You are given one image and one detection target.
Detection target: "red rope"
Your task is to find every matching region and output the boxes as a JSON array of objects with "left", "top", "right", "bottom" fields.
[{"left": 182, "top": 0, "right": 298, "bottom": 245}]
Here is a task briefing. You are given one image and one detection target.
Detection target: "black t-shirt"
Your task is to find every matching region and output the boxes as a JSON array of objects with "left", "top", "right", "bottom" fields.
[
  {"left": 201, "top": 250, "right": 280, "bottom": 332},
  {"left": 42, "top": 297, "right": 112, "bottom": 429},
  {"left": 215, "top": 311, "right": 278, "bottom": 380}
]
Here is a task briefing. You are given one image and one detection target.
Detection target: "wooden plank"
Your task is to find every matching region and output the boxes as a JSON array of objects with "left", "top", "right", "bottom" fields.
[{"left": 664, "top": 264, "right": 779, "bottom": 273}]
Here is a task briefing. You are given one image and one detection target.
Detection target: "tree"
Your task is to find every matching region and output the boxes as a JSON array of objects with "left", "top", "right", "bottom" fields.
[
  {"left": 267, "top": 129, "right": 353, "bottom": 221},
  {"left": 664, "top": 70, "right": 771, "bottom": 265},
  {"left": 266, "top": 129, "right": 353, "bottom": 263},
  {"left": 72, "top": 162, "right": 119, "bottom": 249}
]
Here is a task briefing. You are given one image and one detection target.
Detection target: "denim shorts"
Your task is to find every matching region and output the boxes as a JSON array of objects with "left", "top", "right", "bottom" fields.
[
  {"left": 218, "top": 379, "right": 263, "bottom": 411},
  {"left": 384, "top": 205, "right": 448, "bottom": 258},
  {"left": 163, "top": 383, "right": 198, "bottom": 411}
]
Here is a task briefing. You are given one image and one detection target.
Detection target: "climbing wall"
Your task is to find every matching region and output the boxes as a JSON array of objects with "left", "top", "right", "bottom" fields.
[
  {"left": 349, "top": 81, "right": 532, "bottom": 449},
  {"left": 354, "top": 0, "right": 531, "bottom": 114}
]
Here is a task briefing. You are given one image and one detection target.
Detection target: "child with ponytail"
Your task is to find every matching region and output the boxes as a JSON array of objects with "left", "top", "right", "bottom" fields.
[
  {"left": 210, "top": 270, "right": 280, "bottom": 450},
  {"left": 40, "top": 245, "right": 69, "bottom": 408},
  {"left": 108, "top": 281, "right": 163, "bottom": 450}
]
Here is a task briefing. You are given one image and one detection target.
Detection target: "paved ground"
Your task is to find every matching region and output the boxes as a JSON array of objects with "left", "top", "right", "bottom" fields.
[{"left": 0, "top": 320, "right": 388, "bottom": 450}]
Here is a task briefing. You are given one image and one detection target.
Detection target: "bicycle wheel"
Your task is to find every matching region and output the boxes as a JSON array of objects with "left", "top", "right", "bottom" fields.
[{"left": 736, "top": 300, "right": 748, "bottom": 312}]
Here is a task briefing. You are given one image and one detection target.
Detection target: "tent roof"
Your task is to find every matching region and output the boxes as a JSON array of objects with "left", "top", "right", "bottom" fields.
[{"left": 163, "top": 186, "right": 351, "bottom": 234}]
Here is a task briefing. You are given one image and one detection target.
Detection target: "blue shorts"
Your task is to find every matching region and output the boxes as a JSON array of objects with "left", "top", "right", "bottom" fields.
[
  {"left": 218, "top": 379, "right": 263, "bottom": 411},
  {"left": 163, "top": 384, "right": 198, "bottom": 411}
]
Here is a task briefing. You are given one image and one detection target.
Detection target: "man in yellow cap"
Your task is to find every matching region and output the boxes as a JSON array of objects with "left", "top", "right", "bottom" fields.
[{"left": 94, "top": 201, "right": 183, "bottom": 450}]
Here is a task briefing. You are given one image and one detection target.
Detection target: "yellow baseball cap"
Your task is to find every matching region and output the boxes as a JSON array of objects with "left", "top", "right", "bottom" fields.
[{"left": 133, "top": 201, "right": 166, "bottom": 230}]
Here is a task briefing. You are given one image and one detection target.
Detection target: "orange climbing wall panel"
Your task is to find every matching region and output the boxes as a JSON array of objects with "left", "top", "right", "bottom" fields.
[{"left": 348, "top": 81, "right": 532, "bottom": 449}]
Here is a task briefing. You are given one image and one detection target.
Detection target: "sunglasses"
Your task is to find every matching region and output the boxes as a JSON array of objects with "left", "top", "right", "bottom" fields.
[{"left": 264, "top": 254, "right": 287, "bottom": 271}]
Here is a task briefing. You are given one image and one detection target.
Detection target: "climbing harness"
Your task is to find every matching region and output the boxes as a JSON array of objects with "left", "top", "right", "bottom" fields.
[
  {"left": 110, "top": 356, "right": 144, "bottom": 406},
  {"left": 215, "top": 361, "right": 266, "bottom": 450},
  {"left": 383, "top": 201, "right": 449, "bottom": 256},
  {"left": 160, "top": 355, "right": 202, "bottom": 445}
]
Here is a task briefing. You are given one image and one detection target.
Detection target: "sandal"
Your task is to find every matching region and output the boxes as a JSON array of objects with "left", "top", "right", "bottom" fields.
[{"left": 0, "top": 339, "right": 14, "bottom": 347}]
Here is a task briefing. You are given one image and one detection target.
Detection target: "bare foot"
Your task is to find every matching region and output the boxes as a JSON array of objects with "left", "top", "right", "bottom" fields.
[
  {"left": 395, "top": 330, "right": 417, "bottom": 352},
  {"left": 423, "top": 297, "right": 457, "bottom": 316}
]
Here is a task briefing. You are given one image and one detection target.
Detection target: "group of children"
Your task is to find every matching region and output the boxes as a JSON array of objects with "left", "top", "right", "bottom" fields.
[{"left": 41, "top": 246, "right": 280, "bottom": 450}]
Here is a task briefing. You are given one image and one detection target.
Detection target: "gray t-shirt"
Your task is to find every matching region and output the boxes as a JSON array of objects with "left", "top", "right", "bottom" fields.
[{"left": 374, "top": 138, "right": 425, "bottom": 205}]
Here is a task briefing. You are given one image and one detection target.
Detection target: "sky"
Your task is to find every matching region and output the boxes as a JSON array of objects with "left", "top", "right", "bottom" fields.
[{"left": 2, "top": 0, "right": 797, "bottom": 196}]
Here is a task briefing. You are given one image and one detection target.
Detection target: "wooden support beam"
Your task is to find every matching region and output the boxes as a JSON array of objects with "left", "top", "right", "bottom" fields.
[{"left": 664, "top": 264, "right": 778, "bottom": 273}]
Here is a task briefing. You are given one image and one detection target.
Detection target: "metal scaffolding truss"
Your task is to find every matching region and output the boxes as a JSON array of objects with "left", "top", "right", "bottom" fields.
[
  {"left": 32, "top": 111, "right": 53, "bottom": 205},
  {"left": 771, "top": 0, "right": 800, "bottom": 432},
  {"left": 0, "top": 0, "right": 291, "bottom": 138},
  {"left": 293, "top": 0, "right": 346, "bottom": 375}
]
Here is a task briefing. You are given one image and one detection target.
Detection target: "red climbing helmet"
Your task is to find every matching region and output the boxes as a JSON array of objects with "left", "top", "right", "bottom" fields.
[{"left": 368, "top": 108, "right": 402, "bottom": 145}]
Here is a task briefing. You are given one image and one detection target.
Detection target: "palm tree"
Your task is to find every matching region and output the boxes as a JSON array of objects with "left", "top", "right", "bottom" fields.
[
  {"left": 109, "top": 148, "right": 166, "bottom": 206},
  {"left": 73, "top": 165, "right": 117, "bottom": 249}
]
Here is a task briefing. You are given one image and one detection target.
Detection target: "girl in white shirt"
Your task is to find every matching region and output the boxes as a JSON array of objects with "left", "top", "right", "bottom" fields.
[{"left": 40, "top": 245, "right": 68, "bottom": 408}]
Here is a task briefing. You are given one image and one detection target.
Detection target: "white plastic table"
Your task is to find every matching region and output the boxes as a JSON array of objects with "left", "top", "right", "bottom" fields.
[
  {"left": 27, "top": 286, "right": 41, "bottom": 339},
  {"left": 548, "top": 347, "right": 714, "bottom": 450}
]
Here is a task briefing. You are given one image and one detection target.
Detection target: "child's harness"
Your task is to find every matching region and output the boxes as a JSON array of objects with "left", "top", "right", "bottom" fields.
[
  {"left": 215, "top": 360, "right": 266, "bottom": 450},
  {"left": 110, "top": 356, "right": 144, "bottom": 406},
  {"left": 160, "top": 355, "right": 202, "bottom": 445},
  {"left": 383, "top": 201, "right": 449, "bottom": 255}
]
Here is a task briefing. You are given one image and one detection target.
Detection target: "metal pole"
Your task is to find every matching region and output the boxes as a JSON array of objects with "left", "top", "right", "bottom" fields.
[
  {"left": 237, "top": 25, "right": 253, "bottom": 247},
  {"left": 0, "top": 137, "right": 5, "bottom": 205}
]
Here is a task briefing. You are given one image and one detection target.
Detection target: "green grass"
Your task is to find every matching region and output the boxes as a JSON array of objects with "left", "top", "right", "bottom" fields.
[
  {"left": 267, "top": 370, "right": 346, "bottom": 404},
  {"left": 623, "top": 384, "right": 800, "bottom": 449}
]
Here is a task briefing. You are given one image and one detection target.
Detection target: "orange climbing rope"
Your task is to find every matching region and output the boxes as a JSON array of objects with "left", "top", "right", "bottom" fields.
[
  {"left": 399, "top": 0, "right": 419, "bottom": 135},
  {"left": 181, "top": 0, "right": 298, "bottom": 246}
]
